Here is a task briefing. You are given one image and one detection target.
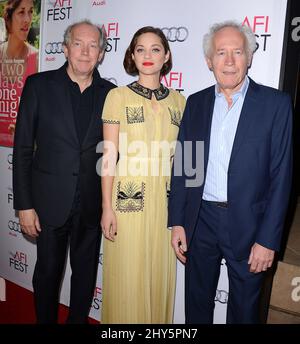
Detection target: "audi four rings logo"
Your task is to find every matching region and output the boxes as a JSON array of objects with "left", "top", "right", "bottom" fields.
[
  {"left": 7, "top": 154, "right": 12, "bottom": 165},
  {"left": 215, "top": 289, "right": 228, "bottom": 304},
  {"left": 161, "top": 27, "right": 189, "bottom": 42},
  {"left": 8, "top": 220, "right": 22, "bottom": 233},
  {"left": 45, "top": 42, "right": 63, "bottom": 54}
]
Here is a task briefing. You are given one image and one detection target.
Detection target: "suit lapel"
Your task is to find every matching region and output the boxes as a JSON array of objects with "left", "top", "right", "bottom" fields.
[
  {"left": 203, "top": 88, "right": 216, "bottom": 174},
  {"left": 53, "top": 65, "right": 79, "bottom": 146},
  {"left": 81, "top": 72, "right": 104, "bottom": 148},
  {"left": 228, "top": 78, "right": 260, "bottom": 168},
  {"left": 82, "top": 88, "right": 95, "bottom": 148}
]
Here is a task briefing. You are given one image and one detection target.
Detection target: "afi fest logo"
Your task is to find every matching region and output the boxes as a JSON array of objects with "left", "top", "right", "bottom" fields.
[
  {"left": 47, "top": 0, "right": 72, "bottom": 22},
  {"left": 102, "top": 23, "right": 120, "bottom": 53},
  {"left": 242, "top": 16, "right": 271, "bottom": 52},
  {"left": 161, "top": 27, "right": 189, "bottom": 43},
  {"left": 91, "top": 286, "right": 102, "bottom": 310},
  {"left": 9, "top": 251, "right": 28, "bottom": 274},
  {"left": 7, "top": 186, "right": 13, "bottom": 208},
  {"left": 161, "top": 71, "right": 184, "bottom": 93}
]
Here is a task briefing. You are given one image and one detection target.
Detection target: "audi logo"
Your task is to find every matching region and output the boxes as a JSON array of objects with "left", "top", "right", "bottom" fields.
[
  {"left": 8, "top": 220, "right": 22, "bottom": 233},
  {"left": 7, "top": 154, "right": 12, "bottom": 165},
  {"left": 99, "top": 253, "right": 103, "bottom": 265},
  {"left": 161, "top": 26, "right": 189, "bottom": 42},
  {"left": 214, "top": 289, "right": 228, "bottom": 304},
  {"left": 45, "top": 42, "right": 64, "bottom": 55}
]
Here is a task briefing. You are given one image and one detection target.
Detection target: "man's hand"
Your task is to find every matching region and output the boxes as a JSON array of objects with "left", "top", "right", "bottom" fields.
[
  {"left": 248, "top": 242, "right": 275, "bottom": 273},
  {"left": 19, "top": 209, "right": 41, "bottom": 237},
  {"left": 171, "top": 226, "right": 187, "bottom": 264}
]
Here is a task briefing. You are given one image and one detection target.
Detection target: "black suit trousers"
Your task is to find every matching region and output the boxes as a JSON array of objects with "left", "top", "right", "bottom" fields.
[{"left": 32, "top": 185, "right": 101, "bottom": 324}]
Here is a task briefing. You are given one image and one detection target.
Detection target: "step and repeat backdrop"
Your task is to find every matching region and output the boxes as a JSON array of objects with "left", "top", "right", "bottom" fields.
[{"left": 0, "top": 0, "right": 288, "bottom": 323}]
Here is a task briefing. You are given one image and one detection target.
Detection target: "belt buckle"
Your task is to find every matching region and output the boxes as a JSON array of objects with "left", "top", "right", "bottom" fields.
[{"left": 216, "top": 202, "right": 228, "bottom": 208}]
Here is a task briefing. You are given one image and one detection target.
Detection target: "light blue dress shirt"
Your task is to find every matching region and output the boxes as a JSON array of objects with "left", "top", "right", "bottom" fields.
[{"left": 202, "top": 76, "right": 249, "bottom": 202}]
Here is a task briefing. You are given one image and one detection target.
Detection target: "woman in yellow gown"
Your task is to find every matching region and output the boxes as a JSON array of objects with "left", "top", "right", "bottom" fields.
[{"left": 101, "top": 26, "right": 186, "bottom": 323}]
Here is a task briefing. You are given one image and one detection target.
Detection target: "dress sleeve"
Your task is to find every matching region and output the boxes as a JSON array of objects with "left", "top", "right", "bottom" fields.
[{"left": 102, "top": 88, "right": 121, "bottom": 124}]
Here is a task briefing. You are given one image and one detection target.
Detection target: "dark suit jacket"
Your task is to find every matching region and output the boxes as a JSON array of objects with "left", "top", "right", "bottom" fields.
[
  {"left": 168, "top": 78, "right": 293, "bottom": 260},
  {"left": 13, "top": 64, "right": 115, "bottom": 227}
]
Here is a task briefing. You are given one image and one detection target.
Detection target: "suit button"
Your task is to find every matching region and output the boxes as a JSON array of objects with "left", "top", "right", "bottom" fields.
[{"left": 72, "top": 172, "right": 78, "bottom": 176}]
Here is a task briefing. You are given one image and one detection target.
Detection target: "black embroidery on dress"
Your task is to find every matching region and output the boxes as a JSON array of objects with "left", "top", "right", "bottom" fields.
[
  {"left": 168, "top": 107, "right": 182, "bottom": 127},
  {"left": 126, "top": 106, "right": 144, "bottom": 124},
  {"left": 102, "top": 119, "right": 120, "bottom": 124},
  {"left": 116, "top": 181, "right": 145, "bottom": 212},
  {"left": 127, "top": 81, "right": 169, "bottom": 100}
]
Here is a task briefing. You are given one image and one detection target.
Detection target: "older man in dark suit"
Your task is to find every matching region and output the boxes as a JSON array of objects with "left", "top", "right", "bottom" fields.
[
  {"left": 13, "top": 20, "right": 115, "bottom": 323},
  {"left": 168, "top": 21, "right": 293, "bottom": 323}
]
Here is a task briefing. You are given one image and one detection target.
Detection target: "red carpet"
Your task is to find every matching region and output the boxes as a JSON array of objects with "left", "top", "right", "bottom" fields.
[{"left": 0, "top": 279, "right": 99, "bottom": 324}]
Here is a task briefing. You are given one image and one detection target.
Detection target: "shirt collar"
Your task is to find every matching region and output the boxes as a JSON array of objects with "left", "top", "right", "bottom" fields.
[
  {"left": 215, "top": 75, "right": 249, "bottom": 100},
  {"left": 63, "top": 62, "right": 98, "bottom": 89},
  {"left": 127, "top": 81, "right": 169, "bottom": 100}
]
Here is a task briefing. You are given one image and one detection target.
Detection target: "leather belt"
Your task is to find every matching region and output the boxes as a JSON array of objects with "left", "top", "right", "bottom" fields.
[{"left": 203, "top": 200, "right": 229, "bottom": 208}]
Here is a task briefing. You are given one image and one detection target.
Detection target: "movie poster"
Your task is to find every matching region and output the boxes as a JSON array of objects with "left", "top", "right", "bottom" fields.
[{"left": 0, "top": 0, "right": 40, "bottom": 147}]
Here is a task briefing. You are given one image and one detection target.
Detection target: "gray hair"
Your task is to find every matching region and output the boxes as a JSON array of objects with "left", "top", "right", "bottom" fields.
[
  {"left": 63, "top": 19, "right": 106, "bottom": 51},
  {"left": 203, "top": 20, "right": 257, "bottom": 59}
]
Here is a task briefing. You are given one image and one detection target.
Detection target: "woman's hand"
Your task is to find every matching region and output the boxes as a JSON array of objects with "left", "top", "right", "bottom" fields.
[{"left": 101, "top": 208, "right": 117, "bottom": 242}]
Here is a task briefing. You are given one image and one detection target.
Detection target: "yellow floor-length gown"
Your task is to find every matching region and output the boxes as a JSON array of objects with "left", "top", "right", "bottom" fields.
[{"left": 101, "top": 82, "right": 186, "bottom": 323}]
